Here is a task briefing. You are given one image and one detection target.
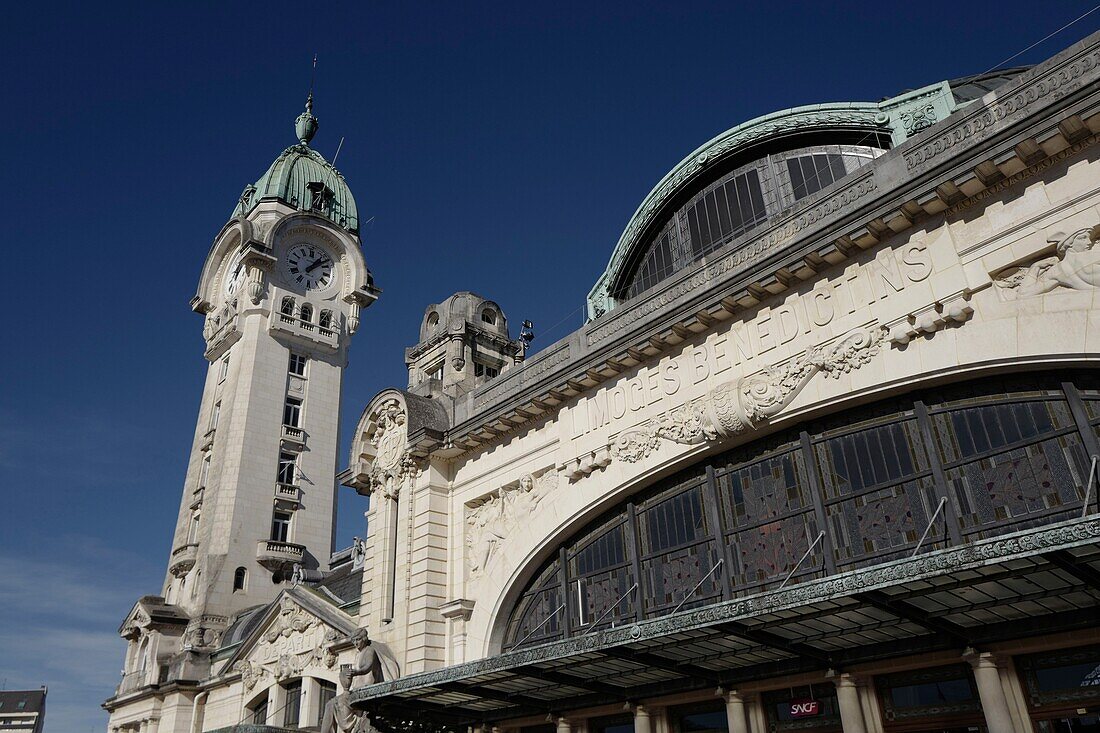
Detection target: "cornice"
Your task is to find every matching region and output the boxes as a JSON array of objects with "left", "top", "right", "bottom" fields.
[{"left": 438, "top": 31, "right": 1100, "bottom": 454}]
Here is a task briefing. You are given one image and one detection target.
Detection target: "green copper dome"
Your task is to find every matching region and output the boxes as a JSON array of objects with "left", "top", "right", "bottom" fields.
[{"left": 232, "top": 97, "right": 359, "bottom": 234}]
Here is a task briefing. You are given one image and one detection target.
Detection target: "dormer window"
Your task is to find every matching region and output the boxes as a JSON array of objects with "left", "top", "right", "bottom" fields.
[
  {"left": 307, "top": 181, "right": 332, "bottom": 213},
  {"left": 425, "top": 361, "right": 444, "bottom": 382},
  {"left": 481, "top": 308, "right": 497, "bottom": 325}
]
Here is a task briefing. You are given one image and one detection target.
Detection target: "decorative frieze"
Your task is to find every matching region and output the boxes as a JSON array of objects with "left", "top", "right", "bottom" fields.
[
  {"left": 904, "top": 47, "right": 1100, "bottom": 174},
  {"left": 610, "top": 326, "right": 885, "bottom": 463}
]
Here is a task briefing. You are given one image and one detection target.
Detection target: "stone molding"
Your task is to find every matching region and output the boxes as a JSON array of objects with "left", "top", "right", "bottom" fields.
[
  {"left": 445, "top": 32, "right": 1100, "bottom": 453},
  {"left": 349, "top": 517, "right": 1100, "bottom": 704}
]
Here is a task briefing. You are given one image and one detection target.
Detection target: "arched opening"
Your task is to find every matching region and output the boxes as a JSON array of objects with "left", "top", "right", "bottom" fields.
[
  {"left": 481, "top": 307, "right": 497, "bottom": 325},
  {"left": 498, "top": 370, "right": 1099, "bottom": 650},
  {"left": 280, "top": 297, "right": 296, "bottom": 316},
  {"left": 427, "top": 311, "right": 439, "bottom": 329},
  {"left": 233, "top": 566, "right": 247, "bottom": 592},
  {"left": 319, "top": 310, "right": 334, "bottom": 329},
  {"left": 299, "top": 303, "right": 314, "bottom": 322}
]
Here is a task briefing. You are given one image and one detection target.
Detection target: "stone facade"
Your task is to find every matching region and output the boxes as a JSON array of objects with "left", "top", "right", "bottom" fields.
[{"left": 107, "top": 32, "right": 1100, "bottom": 733}]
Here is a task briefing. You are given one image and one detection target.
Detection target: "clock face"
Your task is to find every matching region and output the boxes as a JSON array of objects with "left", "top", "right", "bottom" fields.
[
  {"left": 283, "top": 243, "right": 335, "bottom": 291},
  {"left": 223, "top": 252, "right": 246, "bottom": 296}
]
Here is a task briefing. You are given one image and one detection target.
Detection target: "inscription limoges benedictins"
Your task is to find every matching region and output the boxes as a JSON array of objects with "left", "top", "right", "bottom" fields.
[{"left": 570, "top": 242, "right": 932, "bottom": 440}]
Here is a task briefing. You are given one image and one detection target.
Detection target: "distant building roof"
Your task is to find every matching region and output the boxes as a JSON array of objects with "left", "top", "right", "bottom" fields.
[{"left": 0, "top": 689, "right": 46, "bottom": 714}]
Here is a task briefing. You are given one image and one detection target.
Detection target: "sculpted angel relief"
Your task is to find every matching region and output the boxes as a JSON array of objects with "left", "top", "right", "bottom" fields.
[
  {"left": 466, "top": 473, "right": 556, "bottom": 576},
  {"left": 571, "top": 242, "right": 932, "bottom": 440}
]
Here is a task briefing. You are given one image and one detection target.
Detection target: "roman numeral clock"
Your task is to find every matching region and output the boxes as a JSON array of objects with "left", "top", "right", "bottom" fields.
[{"left": 281, "top": 242, "right": 335, "bottom": 291}]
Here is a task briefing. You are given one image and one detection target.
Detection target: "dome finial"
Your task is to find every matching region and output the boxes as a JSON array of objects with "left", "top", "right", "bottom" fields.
[{"left": 295, "top": 54, "right": 319, "bottom": 145}]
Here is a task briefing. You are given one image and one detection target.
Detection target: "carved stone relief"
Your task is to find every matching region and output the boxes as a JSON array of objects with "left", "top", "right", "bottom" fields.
[
  {"left": 234, "top": 597, "right": 341, "bottom": 688},
  {"left": 466, "top": 471, "right": 557, "bottom": 577},
  {"left": 994, "top": 225, "right": 1100, "bottom": 299},
  {"left": 366, "top": 399, "right": 415, "bottom": 498},
  {"left": 611, "top": 326, "right": 885, "bottom": 463}
]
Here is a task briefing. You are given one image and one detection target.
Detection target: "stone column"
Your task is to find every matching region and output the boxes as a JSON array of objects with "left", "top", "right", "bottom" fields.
[
  {"left": 968, "top": 652, "right": 1019, "bottom": 733},
  {"left": 301, "top": 677, "right": 321, "bottom": 728},
  {"left": 266, "top": 685, "right": 283, "bottom": 726},
  {"left": 557, "top": 717, "right": 572, "bottom": 733},
  {"left": 723, "top": 690, "right": 749, "bottom": 733},
  {"left": 633, "top": 704, "right": 652, "bottom": 733},
  {"left": 834, "top": 675, "right": 867, "bottom": 733}
]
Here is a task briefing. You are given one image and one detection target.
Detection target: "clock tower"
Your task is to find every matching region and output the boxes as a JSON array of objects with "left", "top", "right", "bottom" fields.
[{"left": 119, "top": 96, "right": 379, "bottom": 675}]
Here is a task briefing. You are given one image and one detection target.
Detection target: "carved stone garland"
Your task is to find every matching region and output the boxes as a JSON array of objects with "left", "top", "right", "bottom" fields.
[{"left": 612, "top": 326, "right": 884, "bottom": 463}]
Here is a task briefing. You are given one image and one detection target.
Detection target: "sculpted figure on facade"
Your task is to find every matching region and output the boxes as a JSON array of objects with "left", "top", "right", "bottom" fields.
[
  {"left": 319, "top": 629, "right": 400, "bottom": 733},
  {"left": 995, "top": 225, "right": 1100, "bottom": 298},
  {"left": 466, "top": 472, "right": 554, "bottom": 576},
  {"left": 612, "top": 326, "right": 884, "bottom": 462}
]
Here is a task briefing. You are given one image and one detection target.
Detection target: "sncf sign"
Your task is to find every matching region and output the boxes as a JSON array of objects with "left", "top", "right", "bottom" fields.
[{"left": 789, "top": 700, "right": 820, "bottom": 718}]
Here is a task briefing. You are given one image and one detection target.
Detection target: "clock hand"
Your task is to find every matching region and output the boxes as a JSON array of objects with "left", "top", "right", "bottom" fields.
[{"left": 305, "top": 258, "right": 326, "bottom": 273}]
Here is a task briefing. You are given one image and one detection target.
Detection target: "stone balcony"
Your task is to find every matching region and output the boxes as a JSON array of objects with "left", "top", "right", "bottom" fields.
[
  {"left": 274, "top": 482, "right": 301, "bottom": 507},
  {"left": 168, "top": 543, "right": 199, "bottom": 577},
  {"left": 270, "top": 311, "right": 339, "bottom": 350},
  {"left": 280, "top": 424, "right": 306, "bottom": 448},
  {"left": 256, "top": 539, "right": 305, "bottom": 571},
  {"left": 116, "top": 670, "right": 151, "bottom": 696}
]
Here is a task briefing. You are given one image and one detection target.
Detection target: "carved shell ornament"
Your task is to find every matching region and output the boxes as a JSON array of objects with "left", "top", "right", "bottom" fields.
[{"left": 611, "top": 327, "right": 884, "bottom": 463}]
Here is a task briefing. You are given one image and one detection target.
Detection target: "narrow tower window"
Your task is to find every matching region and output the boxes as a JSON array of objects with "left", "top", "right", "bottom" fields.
[
  {"left": 187, "top": 511, "right": 200, "bottom": 544},
  {"left": 299, "top": 303, "right": 314, "bottom": 322},
  {"left": 219, "top": 354, "right": 230, "bottom": 382},
  {"left": 283, "top": 398, "right": 302, "bottom": 428},
  {"left": 481, "top": 308, "right": 497, "bottom": 325},
  {"left": 198, "top": 455, "right": 211, "bottom": 488},
  {"left": 319, "top": 310, "right": 333, "bottom": 329},
  {"left": 277, "top": 452, "right": 297, "bottom": 485},
  {"left": 232, "top": 567, "right": 247, "bottom": 592},
  {"left": 288, "top": 353, "right": 307, "bottom": 377},
  {"left": 271, "top": 510, "right": 292, "bottom": 543}
]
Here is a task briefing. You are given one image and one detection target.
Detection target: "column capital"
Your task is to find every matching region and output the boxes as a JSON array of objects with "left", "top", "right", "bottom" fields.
[
  {"left": 963, "top": 648, "right": 1003, "bottom": 669},
  {"left": 718, "top": 687, "right": 744, "bottom": 703},
  {"left": 832, "top": 671, "right": 861, "bottom": 687}
]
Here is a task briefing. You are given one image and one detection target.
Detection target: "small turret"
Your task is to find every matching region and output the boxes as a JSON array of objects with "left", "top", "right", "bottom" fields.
[{"left": 405, "top": 292, "right": 522, "bottom": 398}]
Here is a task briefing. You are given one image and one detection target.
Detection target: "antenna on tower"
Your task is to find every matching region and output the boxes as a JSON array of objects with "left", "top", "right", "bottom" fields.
[{"left": 333, "top": 136, "right": 345, "bottom": 165}]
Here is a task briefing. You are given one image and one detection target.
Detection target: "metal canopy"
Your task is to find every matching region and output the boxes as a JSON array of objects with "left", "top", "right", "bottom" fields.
[{"left": 350, "top": 519, "right": 1100, "bottom": 727}]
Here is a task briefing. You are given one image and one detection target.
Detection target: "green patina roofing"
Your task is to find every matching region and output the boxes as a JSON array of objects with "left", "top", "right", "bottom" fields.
[{"left": 232, "top": 97, "right": 359, "bottom": 233}]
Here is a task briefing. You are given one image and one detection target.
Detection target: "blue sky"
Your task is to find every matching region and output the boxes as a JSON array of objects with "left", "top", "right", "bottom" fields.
[{"left": 0, "top": 2, "right": 1095, "bottom": 730}]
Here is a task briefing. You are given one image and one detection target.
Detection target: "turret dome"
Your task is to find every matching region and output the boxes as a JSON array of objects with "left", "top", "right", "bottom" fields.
[{"left": 232, "top": 97, "right": 359, "bottom": 234}]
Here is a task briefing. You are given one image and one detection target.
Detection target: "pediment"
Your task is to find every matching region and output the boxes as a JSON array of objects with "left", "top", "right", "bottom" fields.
[
  {"left": 225, "top": 588, "right": 357, "bottom": 690},
  {"left": 118, "top": 595, "right": 188, "bottom": 639}
]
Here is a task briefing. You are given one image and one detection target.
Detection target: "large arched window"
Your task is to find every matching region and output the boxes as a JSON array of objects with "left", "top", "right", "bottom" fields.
[
  {"left": 619, "top": 144, "right": 885, "bottom": 301},
  {"left": 501, "top": 372, "right": 1097, "bottom": 650}
]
